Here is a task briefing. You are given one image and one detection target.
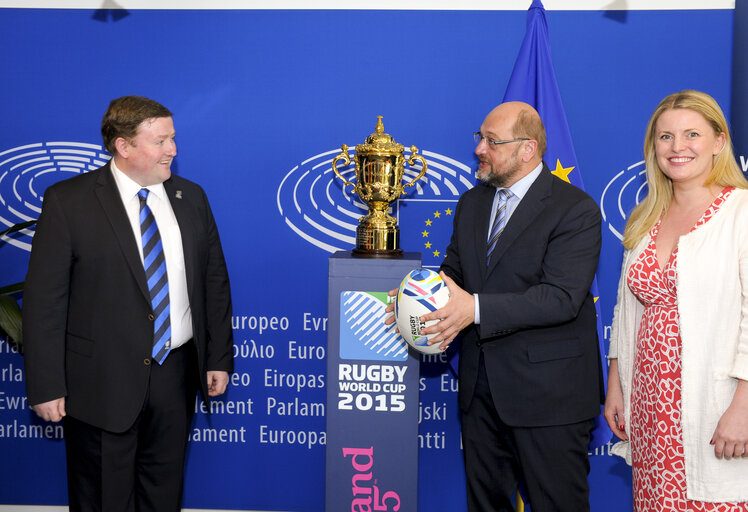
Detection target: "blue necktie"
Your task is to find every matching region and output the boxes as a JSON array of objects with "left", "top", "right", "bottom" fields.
[
  {"left": 487, "top": 189, "right": 512, "bottom": 264},
  {"left": 138, "top": 189, "right": 171, "bottom": 364}
]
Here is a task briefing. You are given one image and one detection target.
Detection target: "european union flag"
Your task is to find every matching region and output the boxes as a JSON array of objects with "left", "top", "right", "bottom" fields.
[
  {"left": 399, "top": 198, "right": 458, "bottom": 269},
  {"left": 503, "top": 0, "right": 612, "bottom": 451}
]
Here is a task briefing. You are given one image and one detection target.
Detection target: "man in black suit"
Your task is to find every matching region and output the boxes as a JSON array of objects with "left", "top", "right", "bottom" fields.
[
  {"left": 23, "top": 96, "right": 234, "bottom": 512},
  {"left": 420, "top": 102, "right": 603, "bottom": 511}
]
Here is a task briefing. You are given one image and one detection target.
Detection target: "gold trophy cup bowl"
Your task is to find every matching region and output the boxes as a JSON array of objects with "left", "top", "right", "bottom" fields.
[{"left": 332, "top": 116, "right": 427, "bottom": 257}]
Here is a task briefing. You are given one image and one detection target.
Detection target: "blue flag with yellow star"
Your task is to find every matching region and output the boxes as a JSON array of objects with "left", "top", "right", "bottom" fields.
[
  {"left": 399, "top": 199, "right": 459, "bottom": 269},
  {"left": 502, "top": 0, "right": 612, "bottom": 450}
]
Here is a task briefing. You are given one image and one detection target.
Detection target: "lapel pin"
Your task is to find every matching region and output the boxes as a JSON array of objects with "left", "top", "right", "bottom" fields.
[{"left": 175, "top": 190, "right": 183, "bottom": 199}]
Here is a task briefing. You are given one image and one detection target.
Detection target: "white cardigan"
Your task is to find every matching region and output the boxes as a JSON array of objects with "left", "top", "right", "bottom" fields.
[{"left": 608, "top": 187, "right": 748, "bottom": 502}]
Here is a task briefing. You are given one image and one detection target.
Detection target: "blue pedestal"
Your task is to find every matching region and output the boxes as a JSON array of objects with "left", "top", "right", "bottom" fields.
[{"left": 325, "top": 251, "right": 422, "bottom": 512}]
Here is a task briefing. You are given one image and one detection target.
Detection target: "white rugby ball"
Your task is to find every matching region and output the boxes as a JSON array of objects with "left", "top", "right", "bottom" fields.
[{"left": 395, "top": 269, "right": 450, "bottom": 354}]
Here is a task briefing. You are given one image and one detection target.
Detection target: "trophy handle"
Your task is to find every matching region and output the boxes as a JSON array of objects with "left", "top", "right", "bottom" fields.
[
  {"left": 331, "top": 144, "right": 354, "bottom": 191},
  {"left": 402, "top": 145, "right": 428, "bottom": 193}
]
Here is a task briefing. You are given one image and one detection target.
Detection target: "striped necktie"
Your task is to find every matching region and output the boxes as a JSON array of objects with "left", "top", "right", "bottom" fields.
[
  {"left": 138, "top": 188, "right": 171, "bottom": 364},
  {"left": 486, "top": 188, "right": 512, "bottom": 264}
]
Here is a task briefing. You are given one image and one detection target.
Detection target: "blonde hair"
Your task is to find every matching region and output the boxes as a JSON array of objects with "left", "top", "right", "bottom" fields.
[{"left": 622, "top": 90, "right": 748, "bottom": 249}]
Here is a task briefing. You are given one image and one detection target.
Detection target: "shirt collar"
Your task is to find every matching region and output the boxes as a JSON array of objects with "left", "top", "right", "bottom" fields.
[
  {"left": 502, "top": 161, "right": 543, "bottom": 200},
  {"left": 110, "top": 159, "right": 167, "bottom": 203}
]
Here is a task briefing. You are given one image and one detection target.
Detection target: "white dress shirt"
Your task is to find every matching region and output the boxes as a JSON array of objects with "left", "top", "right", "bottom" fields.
[{"left": 110, "top": 160, "right": 193, "bottom": 349}]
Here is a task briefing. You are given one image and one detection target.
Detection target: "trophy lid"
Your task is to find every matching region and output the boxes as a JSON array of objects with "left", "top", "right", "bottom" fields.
[{"left": 356, "top": 116, "right": 404, "bottom": 155}]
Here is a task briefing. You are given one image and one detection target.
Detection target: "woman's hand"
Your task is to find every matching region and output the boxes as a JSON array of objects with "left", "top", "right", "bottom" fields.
[
  {"left": 710, "top": 380, "right": 748, "bottom": 459},
  {"left": 603, "top": 359, "right": 628, "bottom": 441}
]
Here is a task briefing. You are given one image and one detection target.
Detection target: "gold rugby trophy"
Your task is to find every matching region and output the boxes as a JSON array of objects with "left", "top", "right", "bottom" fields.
[{"left": 332, "top": 116, "right": 427, "bottom": 258}]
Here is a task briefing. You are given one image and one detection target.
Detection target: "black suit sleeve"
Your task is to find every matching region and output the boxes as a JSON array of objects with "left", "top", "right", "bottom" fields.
[
  {"left": 441, "top": 197, "right": 466, "bottom": 288},
  {"left": 23, "top": 187, "right": 72, "bottom": 406},
  {"left": 477, "top": 195, "right": 601, "bottom": 339},
  {"left": 199, "top": 188, "right": 234, "bottom": 373}
]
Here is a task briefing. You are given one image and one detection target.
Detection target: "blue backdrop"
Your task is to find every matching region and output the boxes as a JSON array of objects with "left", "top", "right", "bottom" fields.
[{"left": 0, "top": 6, "right": 737, "bottom": 511}]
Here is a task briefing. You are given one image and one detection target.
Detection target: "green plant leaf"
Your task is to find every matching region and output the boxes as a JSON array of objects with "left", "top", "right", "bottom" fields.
[{"left": 0, "top": 295, "right": 22, "bottom": 345}]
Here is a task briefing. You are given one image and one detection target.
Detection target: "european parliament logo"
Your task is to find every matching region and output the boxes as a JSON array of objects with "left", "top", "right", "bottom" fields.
[
  {"left": 0, "top": 142, "right": 110, "bottom": 251},
  {"left": 599, "top": 160, "right": 648, "bottom": 241},
  {"left": 277, "top": 147, "right": 474, "bottom": 267}
]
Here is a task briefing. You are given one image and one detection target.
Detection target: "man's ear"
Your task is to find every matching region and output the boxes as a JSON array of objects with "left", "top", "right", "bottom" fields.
[
  {"left": 521, "top": 139, "right": 538, "bottom": 163},
  {"left": 114, "top": 137, "right": 130, "bottom": 159}
]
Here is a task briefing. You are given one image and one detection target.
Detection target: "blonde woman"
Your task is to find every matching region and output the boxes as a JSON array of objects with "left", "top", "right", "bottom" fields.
[{"left": 604, "top": 90, "right": 748, "bottom": 511}]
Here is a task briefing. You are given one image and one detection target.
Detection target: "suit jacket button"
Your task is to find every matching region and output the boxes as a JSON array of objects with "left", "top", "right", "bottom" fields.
[
  {"left": 148, "top": 314, "right": 155, "bottom": 321},
  {"left": 144, "top": 358, "right": 151, "bottom": 366}
]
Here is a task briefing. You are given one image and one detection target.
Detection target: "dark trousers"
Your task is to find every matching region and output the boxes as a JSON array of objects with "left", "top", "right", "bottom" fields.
[
  {"left": 63, "top": 342, "right": 198, "bottom": 512},
  {"left": 462, "top": 354, "right": 593, "bottom": 512}
]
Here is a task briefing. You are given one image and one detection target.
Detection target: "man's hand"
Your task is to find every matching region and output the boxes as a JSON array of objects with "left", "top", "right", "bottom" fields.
[
  {"left": 32, "top": 397, "right": 66, "bottom": 422},
  {"left": 207, "top": 371, "right": 229, "bottom": 397},
  {"left": 419, "top": 272, "right": 474, "bottom": 350}
]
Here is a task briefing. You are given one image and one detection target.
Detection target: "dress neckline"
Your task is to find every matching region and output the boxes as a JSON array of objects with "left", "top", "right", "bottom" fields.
[{"left": 649, "top": 186, "right": 734, "bottom": 272}]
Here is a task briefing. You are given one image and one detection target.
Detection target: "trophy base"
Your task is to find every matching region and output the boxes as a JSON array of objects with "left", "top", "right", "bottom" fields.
[
  {"left": 353, "top": 224, "right": 402, "bottom": 258},
  {"left": 351, "top": 247, "right": 404, "bottom": 259}
]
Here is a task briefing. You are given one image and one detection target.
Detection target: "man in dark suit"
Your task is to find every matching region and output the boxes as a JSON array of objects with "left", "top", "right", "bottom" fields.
[
  {"left": 23, "top": 95, "right": 234, "bottom": 512},
  {"left": 420, "top": 102, "right": 603, "bottom": 511}
]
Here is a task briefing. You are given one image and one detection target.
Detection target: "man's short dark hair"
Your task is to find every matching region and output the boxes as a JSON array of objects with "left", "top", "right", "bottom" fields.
[{"left": 101, "top": 96, "right": 173, "bottom": 155}]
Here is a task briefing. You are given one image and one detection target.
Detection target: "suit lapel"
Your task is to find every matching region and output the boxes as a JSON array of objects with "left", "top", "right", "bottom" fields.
[
  {"left": 485, "top": 164, "right": 553, "bottom": 276},
  {"left": 164, "top": 178, "right": 196, "bottom": 299},
  {"left": 94, "top": 163, "right": 151, "bottom": 304}
]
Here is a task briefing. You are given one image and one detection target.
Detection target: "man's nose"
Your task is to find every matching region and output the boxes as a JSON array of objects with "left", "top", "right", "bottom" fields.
[{"left": 475, "top": 138, "right": 488, "bottom": 155}]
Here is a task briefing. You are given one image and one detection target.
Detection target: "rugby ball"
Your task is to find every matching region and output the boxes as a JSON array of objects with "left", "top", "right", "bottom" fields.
[{"left": 395, "top": 269, "right": 450, "bottom": 354}]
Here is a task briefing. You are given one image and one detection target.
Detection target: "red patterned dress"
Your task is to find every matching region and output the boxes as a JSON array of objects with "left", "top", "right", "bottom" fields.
[{"left": 627, "top": 187, "right": 747, "bottom": 511}]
